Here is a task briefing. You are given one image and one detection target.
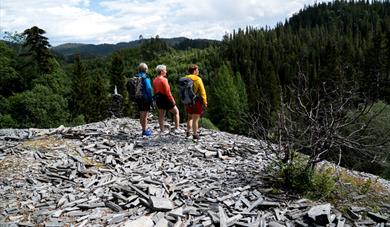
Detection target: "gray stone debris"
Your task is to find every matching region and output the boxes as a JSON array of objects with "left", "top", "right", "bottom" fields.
[
  {"left": 122, "top": 215, "right": 154, "bottom": 227},
  {"left": 367, "top": 212, "right": 389, "bottom": 223},
  {"left": 307, "top": 203, "right": 333, "bottom": 225},
  {"left": 0, "top": 118, "right": 389, "bottom": 226}
]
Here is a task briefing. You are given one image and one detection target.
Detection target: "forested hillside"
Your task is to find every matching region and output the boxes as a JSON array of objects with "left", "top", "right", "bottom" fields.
[
  {"left": 0, "top": 1, "right": 389, "bottom": 178},
  {"left": 51, "top": 37, "right": 218, "bottom": 61}
]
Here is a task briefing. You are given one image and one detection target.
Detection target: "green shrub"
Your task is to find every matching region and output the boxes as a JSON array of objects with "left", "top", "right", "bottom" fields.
[
  {"left": 0, "top": 114, "right": 17, "bottom": 128},
  {"left": 68, "top": 115, "right": 85, "bottom": 127},
  {"left": 309, "top": 168, "right": 336, "bottom": 199},
  {"left": 200, "top": 117, "right": 219, "bottom": 131},
  {"left": 0, "top": 95, "right": 10, "bottom": 113},
  {"left": 280, "top": 157, "right": 313, "bottom": 193},
  {"left": 359, "top": 178, "right": 372, "bottom": 194},
  {"left": 9, "top": 85, "right": 70, "bottom": 128},
  {"left": 279, "top": 156, "right": 336, "bottom": 199}
]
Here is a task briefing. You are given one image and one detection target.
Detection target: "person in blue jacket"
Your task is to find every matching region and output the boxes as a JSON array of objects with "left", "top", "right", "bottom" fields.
[{"left": 135, "top": 63, "right": 153, "bottom": 136}]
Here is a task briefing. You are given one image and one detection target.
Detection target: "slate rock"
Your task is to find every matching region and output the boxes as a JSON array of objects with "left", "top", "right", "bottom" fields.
[
  {"left": 268, "top": 221, "right": 285, "bottom": 227},
  {"left": 122, "top": 216, "right": 154, "bottom": 227},
  {"left": 44, "top": 221, "right": 63, "bottom": 227},
  {"left": 307, "top": 203, "right": 331, "bottom": 225},
  {"left": 149, "top": 196, "right": 174, "bottom": 211},
  {"left": 1, "top": 118, "right": 390, "bottom": 227},
  {"left": 154, "top": 218, "right": 169, "bottom": 227},
  {"left": 367, "top": 212, "right": 388, "bottom": 223},
  {"left": 0, "top": 223, "right": 18, "bottom": 227},
  {"left": 346, "top": 208, "right": 360, "bottom": 220}
]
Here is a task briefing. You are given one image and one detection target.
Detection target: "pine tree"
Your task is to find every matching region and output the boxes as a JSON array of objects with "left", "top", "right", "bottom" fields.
[
  {"left": 209, "top": 64, "right": 248, "bottom": 133},
  {"left": 318, "top": 41, "right": 343, "bottom": 88},
  {"left": 89, "top": 71, "right": 109, "bottom": 122},
  {"left": 109, "top": 53, "right": 126, "bottom": 98},
  {"left": 109, "top": 53, "right": 129, "bottom": 115},
  {"left": 19, "top": 26, "right": 53, "bottom": 75},
  {"left": 69, "top": 54, "right": 91, "bottom": 121},
  {"left": 235, "top": 72, "right": 249, "bottom": 132},
  {"left": 363, "top": 32, "right": 387, "bottom": 100},
  {"left": 141, "top": 36, "right": 172, "bottom": 60},
  {"left": 268, "top": 69, "right": 282, "bottom": 112},
  {"left": 383, "top": 30, "right": 390, "bottom": 102}
]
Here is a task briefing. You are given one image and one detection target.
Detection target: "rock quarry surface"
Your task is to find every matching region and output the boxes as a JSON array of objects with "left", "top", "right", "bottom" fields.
[{"left": 0, "top": 118, "right": 389, "bottom": 227}]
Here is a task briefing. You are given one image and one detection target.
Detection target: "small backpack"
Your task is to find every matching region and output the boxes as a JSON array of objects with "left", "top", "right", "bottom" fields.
[
  {"left": 142, "top": 77, "right": 153, "bottom": 102},
  {"left": 127, "top": 76, "right": 144, "bottom": 101},
  {"left": 179, "top": 77, "right": 196, "bottom": 105}
]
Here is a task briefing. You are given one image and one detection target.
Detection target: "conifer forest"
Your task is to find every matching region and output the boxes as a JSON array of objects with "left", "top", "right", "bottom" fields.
[{"left": 1, "top": 1, "right": 390, "bottom": 178}]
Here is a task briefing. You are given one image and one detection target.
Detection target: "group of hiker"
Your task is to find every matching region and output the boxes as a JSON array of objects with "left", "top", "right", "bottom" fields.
[{"left": 128, "top": 63, "right": 207, "bottom": 140}]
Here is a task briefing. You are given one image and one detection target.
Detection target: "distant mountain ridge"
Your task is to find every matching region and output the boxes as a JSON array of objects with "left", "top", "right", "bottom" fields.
[{"left": 51, "top": 37, "right": 219, "bottom": 57}]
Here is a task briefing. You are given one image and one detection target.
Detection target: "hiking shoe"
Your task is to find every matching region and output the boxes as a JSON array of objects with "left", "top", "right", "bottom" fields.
[
  {"left": 186, "top": 131, "right": 191, "bottom": 138},
  {"left": 193, "top": 134, "right": 200, "bottom": 140},
  {"left": 172, "top": 128, "right": 185, "bottom": 134},
  {"left": 142, "top": 128, "right": 153, "bottom": 137}
]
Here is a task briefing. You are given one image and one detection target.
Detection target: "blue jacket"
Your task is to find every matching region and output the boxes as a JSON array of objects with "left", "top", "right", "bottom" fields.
[{"left": 136, "top": 72, "right": 153, "bottom": 102}]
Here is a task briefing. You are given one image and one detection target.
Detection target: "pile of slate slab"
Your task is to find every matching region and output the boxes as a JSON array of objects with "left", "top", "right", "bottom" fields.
[{"left": 0, "top": 118, "right": 389, "bottom": 227}]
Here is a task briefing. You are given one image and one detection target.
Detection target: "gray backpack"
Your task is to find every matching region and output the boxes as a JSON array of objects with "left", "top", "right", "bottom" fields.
[
  {"left": 127, "top": 77, "right": 144, "bottom": 101},
  {"left": 179, "top": 77, "right": 196, "bottom": 105}
]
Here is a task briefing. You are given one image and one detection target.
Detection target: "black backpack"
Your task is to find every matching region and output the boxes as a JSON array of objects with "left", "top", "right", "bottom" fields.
[
  {"left": 179, "top": 77, "right": 196, "bottom": 105},
  {"left": 127, "top": 77, "right": 144, "bottom": 101}
]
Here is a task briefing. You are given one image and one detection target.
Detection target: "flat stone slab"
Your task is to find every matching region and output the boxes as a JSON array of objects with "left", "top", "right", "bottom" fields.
[
  {"left": 367, "top": 212, "right": 389, "bottom": 223},
  {"left": 307, "top": 203, "right": 331, "bottom": 225},
  {"left": 154, "top": 218, "right": 169, "bottom": 227},
  {"left": 149, "top": 196, "right": 174, "bottom": 211},
  {"left": 122, "top": 216, "right": 154, "bottom": 227}
]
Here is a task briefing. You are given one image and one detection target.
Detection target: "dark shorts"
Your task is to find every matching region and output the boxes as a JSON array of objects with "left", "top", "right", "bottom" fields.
[
  {"left": 136, "top": 99, "right": 152, "bottom": 112},
  {"left": 155, "top": 94, "right": 175, "bottom": 110},
  {"left": 185, "top": 98, "right": 204, "bottom": 115}
]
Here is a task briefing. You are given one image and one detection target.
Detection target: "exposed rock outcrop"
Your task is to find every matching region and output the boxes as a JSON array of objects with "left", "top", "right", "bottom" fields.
[{"left": 0, "top": 118, "right": 389, "bottom": 226}]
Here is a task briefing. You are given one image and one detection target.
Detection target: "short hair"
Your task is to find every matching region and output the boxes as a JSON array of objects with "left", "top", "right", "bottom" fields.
[
  {"left": 188, "top": 64, "right": 198, "bottom": 74},
  {"left": 155, "top": 64, "right": 166, "bottom": 75},
  {"left": 138, "top": 62, "right": 148, "bottom": 72}
]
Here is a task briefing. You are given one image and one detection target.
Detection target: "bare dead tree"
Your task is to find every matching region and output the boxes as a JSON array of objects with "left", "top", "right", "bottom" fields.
[{"left": 247, "top": 70, "right": 389, "bottom": 172}]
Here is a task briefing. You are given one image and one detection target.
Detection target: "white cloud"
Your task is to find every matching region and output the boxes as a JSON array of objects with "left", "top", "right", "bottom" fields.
[{"left": 0, "top": 0, "right": 331, "bottom": 46}]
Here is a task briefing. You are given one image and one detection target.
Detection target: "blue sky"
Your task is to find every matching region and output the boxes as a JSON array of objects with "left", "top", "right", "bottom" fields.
[{"left": 0, "top": 0, "right": 331, "bottom": 46}]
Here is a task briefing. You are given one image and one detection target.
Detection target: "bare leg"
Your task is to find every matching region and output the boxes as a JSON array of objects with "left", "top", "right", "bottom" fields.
[
  {"left": 187, "top": 114, "right": 193, "bottom": 134},
  {"left": 140, "top": 111, "right": 148, "bottom": 131},
  {"left": 158, "top": 109, "right": 166, "bottom": 131},
  {"left": 169, "top": 106, "right": 180, "bottom": 129},
  {"left": 192, "top": 114, "right": 201, "bottom": 136}
]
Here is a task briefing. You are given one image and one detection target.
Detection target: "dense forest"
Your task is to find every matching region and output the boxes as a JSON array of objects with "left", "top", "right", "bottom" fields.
[
  {"left": 51, "top": 37, "right": 218, "bottom": 59},
  {"left": 1, "top": 1, "right": 389, "bottom": 178}
]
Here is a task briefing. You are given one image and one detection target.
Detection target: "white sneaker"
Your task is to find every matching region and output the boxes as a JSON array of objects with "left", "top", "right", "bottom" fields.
[
  {"left": 172, "top": 128, "right": 185, "bottom": 134},
  {"left": 158, "top": 129, "right": 170, "bottom": 136}
]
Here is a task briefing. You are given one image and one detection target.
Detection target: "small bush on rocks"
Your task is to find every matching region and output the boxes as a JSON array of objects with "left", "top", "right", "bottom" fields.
[{"left": 278, "top": 156, "right": 336, "bottom": 199}]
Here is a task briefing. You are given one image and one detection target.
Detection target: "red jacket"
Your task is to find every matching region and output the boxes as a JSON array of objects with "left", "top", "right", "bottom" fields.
[{"left": 153, "top": 76, "right": 175, "bottom": 104}]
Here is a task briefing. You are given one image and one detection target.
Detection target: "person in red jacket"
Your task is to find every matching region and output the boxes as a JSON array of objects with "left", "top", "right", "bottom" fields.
[{"left": 153, "top": 65, "right": 184, "bottom": 134}]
